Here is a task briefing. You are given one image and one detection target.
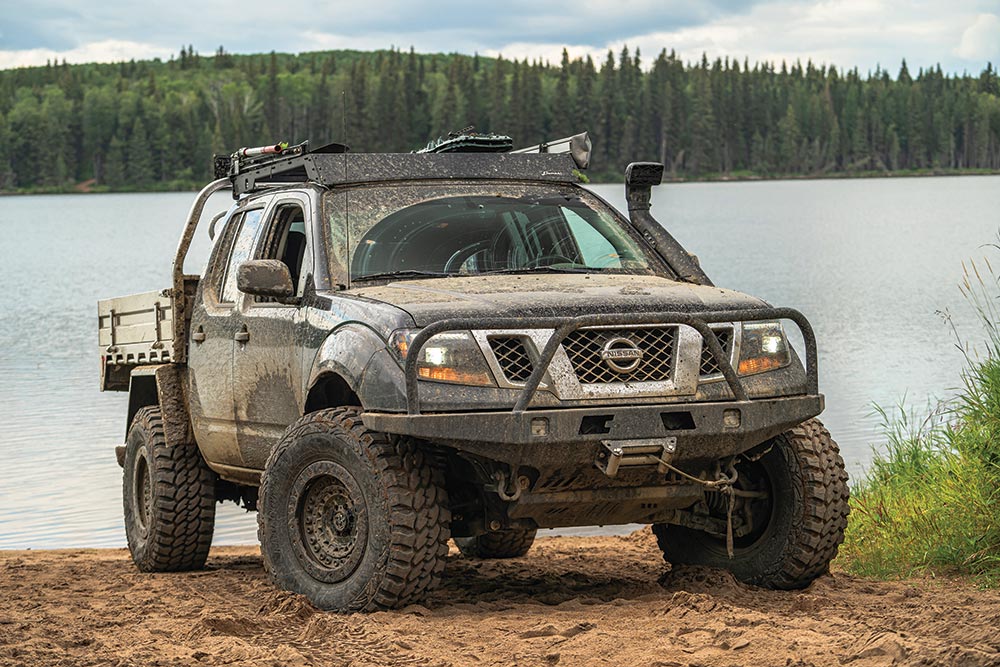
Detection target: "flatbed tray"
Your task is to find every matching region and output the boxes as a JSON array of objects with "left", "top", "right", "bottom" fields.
[{"left": 98, "top": 289, "right": 175, "bottom": 368}]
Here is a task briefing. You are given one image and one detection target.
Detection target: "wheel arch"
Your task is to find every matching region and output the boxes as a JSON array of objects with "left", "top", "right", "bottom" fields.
[
  {"left": 305, "top": 372, "right": 362, "bottom": 413},
  {"left": 305, "top": 323, "right": 389, "bottom": 413},
  {"left": 125, "top": 364, "right": 192, "bottom": 450}
]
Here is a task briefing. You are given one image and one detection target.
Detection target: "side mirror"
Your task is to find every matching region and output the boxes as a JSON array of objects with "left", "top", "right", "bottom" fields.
[{"left": 237, "top": 260, "right": 294, "bottom": 299}]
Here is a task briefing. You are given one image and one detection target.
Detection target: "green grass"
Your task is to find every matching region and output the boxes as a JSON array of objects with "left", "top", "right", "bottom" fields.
[{"left": 840, "top": 254, "right": 1000, "bottom": 584}]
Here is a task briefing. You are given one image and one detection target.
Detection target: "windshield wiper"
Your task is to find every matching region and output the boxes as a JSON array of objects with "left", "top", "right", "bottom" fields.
[
  {"left": 352, "top": 270, "right": 456, "bottom": 282},
  {"left": 483, "top": 266, "right": 604, "bottom": 276}
]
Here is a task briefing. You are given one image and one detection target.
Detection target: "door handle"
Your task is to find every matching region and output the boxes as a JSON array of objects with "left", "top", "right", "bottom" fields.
[
  {"left": 234, "top": 326, "right": 250, "bottom": 343},
  {"left": 191, "top": 327, "right": 206, "bottom": 343}
]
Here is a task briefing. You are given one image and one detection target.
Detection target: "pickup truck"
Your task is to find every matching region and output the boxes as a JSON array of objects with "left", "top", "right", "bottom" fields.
[{"left": 98, "top": 135, "right": 849, "bottom": 612}]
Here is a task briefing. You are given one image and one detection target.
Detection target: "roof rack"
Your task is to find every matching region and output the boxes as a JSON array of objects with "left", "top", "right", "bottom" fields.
[{"left": 215, "top": 131, "right": 591, "bottom": 199}]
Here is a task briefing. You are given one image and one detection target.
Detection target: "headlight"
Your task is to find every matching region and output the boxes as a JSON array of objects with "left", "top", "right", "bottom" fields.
[
  {"left": 738, "top": 321, "right": 790, "bottom": 375},
  {"left": 389, "top": 329, "right": 495, "bottom": 386}
]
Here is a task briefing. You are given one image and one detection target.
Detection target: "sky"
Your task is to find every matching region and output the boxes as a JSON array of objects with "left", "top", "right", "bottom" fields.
[{"left": 0, "top": 0, "right": 997, "bottom": 74}]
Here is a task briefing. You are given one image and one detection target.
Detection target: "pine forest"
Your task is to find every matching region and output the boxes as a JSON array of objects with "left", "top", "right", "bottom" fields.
[{"left": 1, "top": 46, "right": 998, "bottom": 191}]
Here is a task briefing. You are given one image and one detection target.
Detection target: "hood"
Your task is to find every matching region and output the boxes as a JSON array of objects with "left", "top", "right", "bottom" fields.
[{"left": 341, "top": 273, "right": 768, "bottom": 326}]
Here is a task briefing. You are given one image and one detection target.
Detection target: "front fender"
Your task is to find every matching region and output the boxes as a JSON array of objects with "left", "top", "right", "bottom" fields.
[
  {"left": 307, "top": 323, "right": 387, "bottom": 398},
  {"left": 357, "top": 347, "right": 409, "bottom": 411}
]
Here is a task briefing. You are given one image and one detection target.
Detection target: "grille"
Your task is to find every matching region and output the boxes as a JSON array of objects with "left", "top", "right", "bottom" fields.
[
  {"left": 562, "top": 327, "right": 676, "bottom": 384},
  {"left": 489, "top": 337, "right": 534, "bottom": 384},
  {"left": 699, "top": 327, "right": 734, "bottom": 377}
]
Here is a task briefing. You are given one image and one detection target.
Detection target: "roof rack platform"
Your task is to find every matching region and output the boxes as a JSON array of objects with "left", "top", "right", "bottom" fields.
[{"left": 228, "top": 151, "right": 581, "bottom": 198}]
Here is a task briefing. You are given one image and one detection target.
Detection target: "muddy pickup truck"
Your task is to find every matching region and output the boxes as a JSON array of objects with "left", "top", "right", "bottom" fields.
[{"left": 98, "top": 134, "right": 848, "bottom": 612}]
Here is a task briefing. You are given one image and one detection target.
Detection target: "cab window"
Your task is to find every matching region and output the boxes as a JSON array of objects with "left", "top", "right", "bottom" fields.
[
  {"left": 220, "top": 208, "right": 266, "bottom": 303},
  {"left": 255, "top": 203, "right": 309, "bottom": 301}
]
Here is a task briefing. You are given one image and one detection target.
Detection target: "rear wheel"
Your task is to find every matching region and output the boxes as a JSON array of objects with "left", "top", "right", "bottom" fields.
[
  {"left": 455, "top": 528, "right": 537, "bottom": 559},
  {"left": 653, "top": 418, "right": 849, "bottom": 589},
  {"left": 122, "top": 406, "right": 216, "bottom": 572},
  {"left": 258, "top": 408, "right": 450, "bottom": 612}
]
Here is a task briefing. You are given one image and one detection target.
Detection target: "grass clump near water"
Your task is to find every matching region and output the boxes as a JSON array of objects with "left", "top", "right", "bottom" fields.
[{"left": 840, "top": 256, "right": 1000, "bottom": 583}]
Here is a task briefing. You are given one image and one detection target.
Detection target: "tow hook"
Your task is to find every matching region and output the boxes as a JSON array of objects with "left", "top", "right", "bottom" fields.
[{"left": 492, "top": 470, "right": 530, "bottom": 502}]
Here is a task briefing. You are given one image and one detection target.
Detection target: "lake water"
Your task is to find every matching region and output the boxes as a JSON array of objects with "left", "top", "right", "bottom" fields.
[{"left": 1, "top": 176, "right": 998, "bottom": 549}]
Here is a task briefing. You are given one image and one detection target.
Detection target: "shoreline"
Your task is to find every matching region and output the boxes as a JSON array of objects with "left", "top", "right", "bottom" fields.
[{"left": 2, "top": 168, "right": 998, "bottom": 197}]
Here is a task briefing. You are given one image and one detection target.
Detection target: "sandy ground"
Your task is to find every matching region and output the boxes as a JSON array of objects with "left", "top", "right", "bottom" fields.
[{"left": 2, "top": 529, "right": 999, "bottom": 667}]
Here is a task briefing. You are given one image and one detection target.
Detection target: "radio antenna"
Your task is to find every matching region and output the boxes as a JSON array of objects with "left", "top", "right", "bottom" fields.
[{"left": 342, "top": 91, "right": 350, "bottom": 290}]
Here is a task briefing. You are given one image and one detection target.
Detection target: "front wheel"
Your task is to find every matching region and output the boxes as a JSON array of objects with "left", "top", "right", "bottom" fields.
[
  {"left": 257, "top": 408, "right": 450, "bottom": 612},
  {"left": 653, "top": 418, "right": 849, "bottom": 589}
]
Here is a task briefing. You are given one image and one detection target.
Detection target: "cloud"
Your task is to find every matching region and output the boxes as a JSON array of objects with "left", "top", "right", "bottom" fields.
[
  {"left": 955, "top": 13, "right": 1000, "bottom": 61},
  {"left": 0, "top": 39, "right": 173, "bottom": 69},
  {"left": 0, "top": 0, "right": 996, "bottom": 73},
  {"left": 0, "top": 0, "right": 748, "bottom": 55},
  {"left": 484, "top": 0, "right": 999, "bottom": 73}
]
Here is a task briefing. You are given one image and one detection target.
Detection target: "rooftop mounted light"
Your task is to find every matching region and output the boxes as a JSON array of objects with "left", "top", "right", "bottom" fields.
[{"left": 511, "top": 132, "right": 592, "bottom": 169}]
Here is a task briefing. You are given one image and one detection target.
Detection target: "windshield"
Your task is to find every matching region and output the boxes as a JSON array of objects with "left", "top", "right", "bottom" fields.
[{"left": 324, "top": 183, "right": 660, "bottom": 282}]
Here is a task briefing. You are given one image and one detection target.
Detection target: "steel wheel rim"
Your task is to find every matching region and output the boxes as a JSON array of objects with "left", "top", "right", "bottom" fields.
[
  {"left": 133, "top": 452, "right": 152, "bottom": 536},
  {"left": 288, "top": 460, "right": 368, "bottom": 584}
]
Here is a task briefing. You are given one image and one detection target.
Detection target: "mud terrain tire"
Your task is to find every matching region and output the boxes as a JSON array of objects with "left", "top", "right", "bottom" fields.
[
  {"left": 653, "top": 418, "right": 849, "bottom": 589},
  {"left": 258, "top": 407, "right": 450, "bottom": 612},
  {"left": 455, "top": 529, "right": 537, "bottom": 559},
  {"left": 123, "top": 406, "right": 216, "bottom": 572}
]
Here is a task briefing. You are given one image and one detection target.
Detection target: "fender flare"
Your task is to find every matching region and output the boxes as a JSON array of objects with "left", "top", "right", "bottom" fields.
[
  {"left": 118, "top": 364, "right": 192, "bottom": 466},
  {"left": 305, "top": 323, "right": 387, "bottom": 406}
]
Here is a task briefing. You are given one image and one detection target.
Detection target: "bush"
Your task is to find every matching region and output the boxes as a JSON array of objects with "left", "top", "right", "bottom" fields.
[{"left": 840, "top": 252, "right": 1000, "bottom": 583}]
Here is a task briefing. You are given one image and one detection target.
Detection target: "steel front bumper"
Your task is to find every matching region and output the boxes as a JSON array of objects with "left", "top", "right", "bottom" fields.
[
  {"left": 361, "top": 394, "right": 823, "bottom": 468},
  {"left": 364, "top": 307, "right": 824, "bottom": 469}
]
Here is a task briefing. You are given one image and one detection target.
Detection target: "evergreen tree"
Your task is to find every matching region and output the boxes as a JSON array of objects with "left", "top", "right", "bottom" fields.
[
  {"left": 128, "top": 119, "right": 154, "bottom": 185},
  {"left": 104, "top": 135, "right": 126, "bottom": 187},
  {"left": 778, "top": 103, "right": 802, "bottom": 172},
  {"left": 573, "top": 56, "right": 597, "bottom": 137},
  {"left": 553, "top": 48, "right": 572, "bottom": 137},
  {"left": 688, "top": 68, "right": 717, "bottom": 174},
  {"left": 0, "top": 112, "right": 14, "bottom": 189}
]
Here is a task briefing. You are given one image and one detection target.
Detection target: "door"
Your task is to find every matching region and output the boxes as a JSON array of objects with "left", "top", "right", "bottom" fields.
[
  {"left": 187, "top": 205, "right": 268, "bottom": 469},
  {"left": 232, "top": 194, "right": 313, "bottom": 469}
]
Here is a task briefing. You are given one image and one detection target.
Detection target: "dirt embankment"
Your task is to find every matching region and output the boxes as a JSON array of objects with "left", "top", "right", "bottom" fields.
[{"left": 2, "top": 529, "right": 999, "bottom": 667}]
